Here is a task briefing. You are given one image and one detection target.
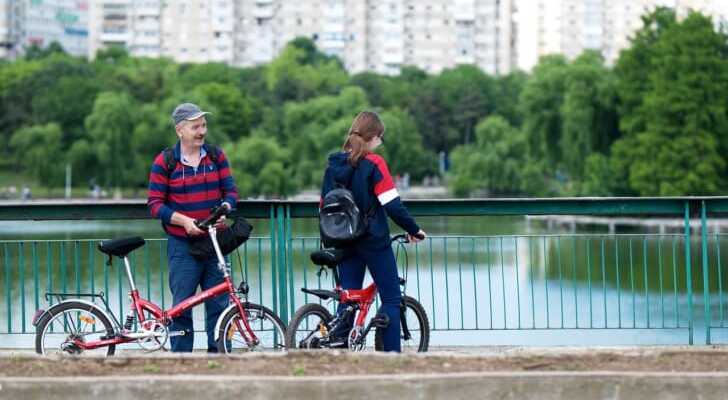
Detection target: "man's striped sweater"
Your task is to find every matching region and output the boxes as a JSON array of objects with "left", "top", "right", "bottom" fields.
[{"left": 147, "top": 142, "right": 239, "bottom": 239}]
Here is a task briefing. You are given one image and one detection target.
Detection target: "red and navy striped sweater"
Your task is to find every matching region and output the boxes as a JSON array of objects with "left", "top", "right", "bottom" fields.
[{"left": 147, "top": 143, "right": 239, "bottom": 239}]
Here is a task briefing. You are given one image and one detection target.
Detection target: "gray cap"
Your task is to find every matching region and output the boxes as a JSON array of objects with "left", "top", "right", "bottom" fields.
[{"left": 172, "top": 103, "right": 211, "bottom": 125}]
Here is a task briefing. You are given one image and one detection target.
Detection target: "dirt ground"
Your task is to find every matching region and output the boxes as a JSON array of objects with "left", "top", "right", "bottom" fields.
[{"left": 2, "top": 348, "right": 728, "bottom": 377}]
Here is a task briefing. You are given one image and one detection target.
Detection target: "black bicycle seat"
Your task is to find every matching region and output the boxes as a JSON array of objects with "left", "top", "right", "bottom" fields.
[
  {"left": 98, "top": 237, "right": 146, "bottom": 258},
  {"left": 310, "top": 249, "right": 345, "bottom": 268}
]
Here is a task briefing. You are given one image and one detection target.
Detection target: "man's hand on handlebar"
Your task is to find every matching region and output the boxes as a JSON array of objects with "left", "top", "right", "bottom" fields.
[
  {"left": 407, "top": 229, "right": 427, "bottom": 243},
  {"left": 214, "top": 202, "right": 232, "bottom": 229},
  {"left": 195, "top": 204, "right": 232, "bottom": 231},
  {"left": 183, "top": 216, "right": 205, "bottom": 236}
]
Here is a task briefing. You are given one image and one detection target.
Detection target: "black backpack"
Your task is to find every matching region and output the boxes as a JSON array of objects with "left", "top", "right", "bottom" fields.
[
  {"left": 162, "top": 144, "right": 220, "bottom": 177},
  {"left": 319, "top": 175, "right": 375, "bottom": 248}
]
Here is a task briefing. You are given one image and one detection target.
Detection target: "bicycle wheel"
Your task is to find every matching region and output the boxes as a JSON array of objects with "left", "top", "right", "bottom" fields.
[
  {"left": 216, "top": 302, "right": 286, "bottom": 353},
  {"left": 375, "top": 295, "right": 429, "bottom": 352},
  {"left": 284, "top": 303, "right": 333, "bottom": 349},
  {"left": 35, "top": 300, "right": 116, "bottom": 357}
]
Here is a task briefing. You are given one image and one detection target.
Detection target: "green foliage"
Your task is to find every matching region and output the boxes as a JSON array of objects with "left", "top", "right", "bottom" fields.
[
  {"left": 611, "top": 10, "right": 728, "bottom": 195},
  {"left": 520, "top": 55, "right": 568, "bottom": 168},
  {"left": 192, "top": 82, "right": 253, "bottom": 141},
  {"left": 23, "top": 41, "right": 66, "bottom": 60},
  {"left": 9, "top": 124, "right": 64, "bottom": 185},
  {"left": 282, "top": 86, "right": 369, "bottom": 187},
  {"left": 378, "top": 109, "right": 436, "bottom": 180},
  {"left": 226, "top": 134, "right": 297, "bottom": 198},
  {"left": 579, "top": 153, "right": 615, "bottom": 196},
  {"left": 84, "top": 92, "right": 138, "bottom": 188},
  {"left": 560, "top": 51, "right": 619, "bottom": 182},
  {"left": 266, "top": 38, "right": 348, "bottom": 103},
  {"left": 448, "top": 116, "right": 526, "bottom": 197},
  {"left": 410, "top": 65, "right": 496, "bottom": 153},
  {"left": 5, "top": 16, "right": 728, "bottom": 199}
]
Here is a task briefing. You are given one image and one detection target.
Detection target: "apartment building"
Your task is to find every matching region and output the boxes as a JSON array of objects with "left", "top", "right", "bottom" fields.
[
  {"left": 0, "top": 0, "right": 17, "bottom": 58},
  {"left": 0, "top": 0, "right": 88, "bottom": 58},
  {"left": 293, "top": 0, "right": 514, "bottom": 75},
  {"left": 86, "top": 0, "right": 515, "bottom": 75},
  {"left": 89, "top": 0, "right": 234, "bottom": 62},
  {"left": 517, "top": 0, "right": 727, "bottom": 71}
]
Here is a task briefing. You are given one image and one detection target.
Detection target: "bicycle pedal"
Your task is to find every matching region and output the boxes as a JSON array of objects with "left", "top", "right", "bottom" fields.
[
  {"left": 327, "top": 340, "right": 348, "bottom": 349},
  {"left": 168, "top": 330, "right": 187, "bottom": 337}
]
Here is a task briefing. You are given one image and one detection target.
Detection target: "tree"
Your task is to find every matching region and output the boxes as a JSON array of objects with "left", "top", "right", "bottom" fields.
[
  {"left": 560, "top": 51, "right": 619, "bottom": 183},
  {"left": 492, "top": 70, "right": 528, "bottom": 127},
  {"left": 614, "top": 7, "right": 678, "bottom": 137},
  {"left": 265, "top": 38, "right": 349, "bottom": 104},
  {"left": 9, "top": 123, "right": 64, "bottom": 185},
  {"left": 377, "top": 109, "right": 436, "bottom": 180},
  {"left": 282, "top": 86, "right": 369, "bottom": 187},
  {"left": 448, "top": 116, "right": 526, "bottom": 197},
  {"left": 0, "top": 54, "right": 94, "bottom": 144},
  {"left": 519, "top": 55, "right": 568, "bottom": 170},
  {"left": 192, "top": 82, "right": 253, "bottom": 141},
  {"left": 23, "top": 41, "right": 66, "bottom": 60},
  {"left": 84, "top": 92, "right": 137, "bottom": 189},
  {"left": 611, "top": 11, "right": 728, "bottom": 195},
  {"left": 409, "top": 65, "right": 496, "bottom": 153},
  {"left": 225, "top": 134, "right": 297, "bottom": 198}
]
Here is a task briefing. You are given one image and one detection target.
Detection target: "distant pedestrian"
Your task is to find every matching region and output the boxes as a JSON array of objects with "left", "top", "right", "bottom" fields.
[{"left": 21, "top": 185, "right": 31, "bottom": 201}]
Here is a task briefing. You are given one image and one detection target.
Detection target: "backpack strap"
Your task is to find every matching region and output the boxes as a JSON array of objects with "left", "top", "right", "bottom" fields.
[
  {"left": 205, "top": 144, "right": 220, "bottom": 164},
  {"left": 162, "top": 144, "right": 221, "bottom": 179},
  {"left": 162, "top": 148, "right": 176, "bottom": 178}
]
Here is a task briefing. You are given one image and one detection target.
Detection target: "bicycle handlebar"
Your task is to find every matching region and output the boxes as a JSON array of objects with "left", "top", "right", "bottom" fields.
[
  {"left": 391, "top": 232, "right": 425, "bottom": 244},
  {"left": 195, "top": 205, "right": 230, "bottom": 230}
]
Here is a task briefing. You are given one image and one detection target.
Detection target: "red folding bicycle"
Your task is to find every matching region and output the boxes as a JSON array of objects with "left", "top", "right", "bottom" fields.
[
  {"left": 33, "top": 206, "right": 286, "bottom": 356},
  {"left": 285, "top": 234, "right": 430, "bottom": 352}
]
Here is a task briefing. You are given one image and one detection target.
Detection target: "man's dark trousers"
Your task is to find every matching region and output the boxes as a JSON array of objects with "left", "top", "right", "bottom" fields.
[{"left": 167, "top": 235, "right": 228, "bottom": 352}]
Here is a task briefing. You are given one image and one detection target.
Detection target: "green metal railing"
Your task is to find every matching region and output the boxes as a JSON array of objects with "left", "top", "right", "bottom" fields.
[{"left": 1, "top": 198, "right": 728, "bottom": 346}]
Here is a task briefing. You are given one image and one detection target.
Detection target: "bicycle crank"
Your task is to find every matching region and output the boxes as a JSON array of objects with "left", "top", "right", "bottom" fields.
[{"left": 348, "top": 326, "right": 365, "bottom": 351}]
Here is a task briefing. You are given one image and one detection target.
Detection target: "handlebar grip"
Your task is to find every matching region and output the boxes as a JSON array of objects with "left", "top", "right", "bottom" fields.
[
  {"left": 195, "top": 206, "right": 230, "bottom": 229},
  {"left": 412, "top": 232, "right": 425, "bottom": 240},
  {"left": 390, "top": 234, "right": 408, "bottom": 243}
]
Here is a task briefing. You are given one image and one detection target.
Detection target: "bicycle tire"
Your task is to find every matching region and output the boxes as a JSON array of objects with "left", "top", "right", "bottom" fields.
[
  {"left": 374, "top": 295, "right": 429, "bottom": 352},
  {"left": 284, "top": 303, "right": 333, "bottom": 349},
  {"left": 35, "top": 300, "right": 116, "bottom": 357},
  {"left": 216, "top": 302, "right": 287, "bottom": 353}
]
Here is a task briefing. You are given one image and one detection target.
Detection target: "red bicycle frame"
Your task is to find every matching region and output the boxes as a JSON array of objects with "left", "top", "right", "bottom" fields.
[
  {"left": 336, "top": 282, "right": 379, "bottom": 329},
  {"left": 74, "top": 275, "right": 258, "bottom": 350},
  {"left": 72, "top": 221, "right": 259, "bottom": 351}
]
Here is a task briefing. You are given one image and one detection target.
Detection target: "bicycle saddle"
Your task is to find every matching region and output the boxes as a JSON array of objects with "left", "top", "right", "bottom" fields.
[
  {"left": 310, "top": 249, "right": 345, "bottom": 268},
  {"left": 98, "top": 236, "right": 146, "bottom": 258}
]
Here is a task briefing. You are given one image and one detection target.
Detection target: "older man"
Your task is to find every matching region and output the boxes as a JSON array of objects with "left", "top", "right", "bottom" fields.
[{"left": 147, "top": 103, "right": 239, "bottom": 352}]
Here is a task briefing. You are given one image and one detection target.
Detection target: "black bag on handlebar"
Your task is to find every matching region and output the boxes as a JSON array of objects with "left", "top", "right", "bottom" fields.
[{"left": 188, "top": 215, "right": 253, "bottom": 261}]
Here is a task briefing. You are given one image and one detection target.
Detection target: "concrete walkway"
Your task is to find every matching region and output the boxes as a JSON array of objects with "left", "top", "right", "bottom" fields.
[{"left": 2, "top": 346, "right": 728, "bottom": 400}]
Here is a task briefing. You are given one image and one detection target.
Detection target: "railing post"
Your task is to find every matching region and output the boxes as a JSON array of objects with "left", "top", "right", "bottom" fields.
[
  {"left": 701, "top": 200, "right": 711, "bottom": 345},
  {"left": 684, "top": 201, "right": 694, "bottom": 345},
  {"left": 276, "top": 204, "right": 288, "bottom": 324},
  {"left": 269, "top": 205, "right": 278, "bottom": 315},
  {"left": 286, "top": 205, "right": 295, "bottom": 318}
]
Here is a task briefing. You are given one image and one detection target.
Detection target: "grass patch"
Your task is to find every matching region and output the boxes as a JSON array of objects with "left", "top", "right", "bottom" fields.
[
  {"left": 292, "top": 365, "right": 305, "bottom": 376},
  {"left": 143, "top": 363, "right": 161, "bottom": 373}
]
